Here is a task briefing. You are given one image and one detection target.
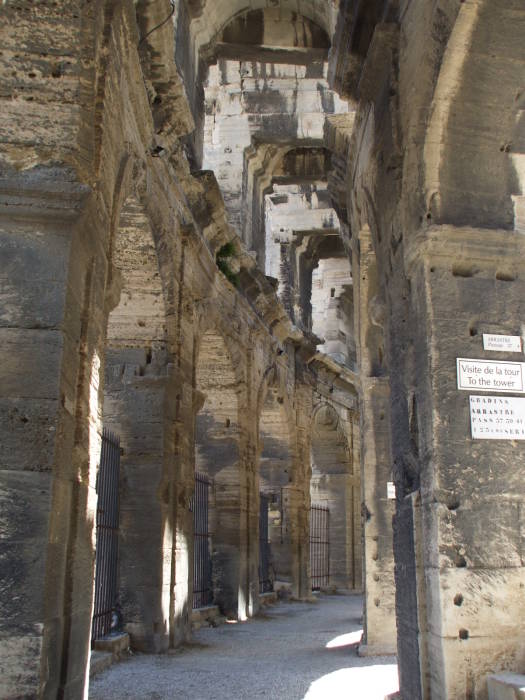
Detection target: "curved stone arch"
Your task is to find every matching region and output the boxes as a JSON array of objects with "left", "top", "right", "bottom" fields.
[
  {"left": 310, "top": 400, "right": 358, "bottom": 588},
  {"left": 256, "top": 361, "right": 300, "bottom": 591},
  {"left": 193, "top": 304, "right": 248, "bottom": 395},
  {"left": 105, "top": 153, "right": 179, "bottom": 323},
  {"left": 193, "top": 321, "right": 245, "bottom": 617},
  {"left": 242, "top": 140, "right": 332, "bottom": 256},
  {"left": 194, "top": 325, "right": 241, "bottom": 432},
  {"left": 311, "top": 401, "right": 351, "bottom": 455},
  {"left": 99, "top": 152, "right": 178, "bottom": 653},
  {"left": 423, "top": 2, "right": 525, "bottom": 231},
  {"left": 256, "top": 362, "right": 296, "bottom": 447},
  {"left": 190, "top": 0, "right": 340, "bottom": 68}
]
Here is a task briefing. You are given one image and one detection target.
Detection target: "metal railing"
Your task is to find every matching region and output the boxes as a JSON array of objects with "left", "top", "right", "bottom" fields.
[
  {"left": 192, "top": 472, "right": 213, "bottom": 609},
  {"left": 259, "top": 493, "right": 272, "bottom": 593},
  {"left": 92, "top": 428, "right": 121, "bottom": 641},
  {"left": 310, "top": 504, "right": 330, "bottom": 591}
]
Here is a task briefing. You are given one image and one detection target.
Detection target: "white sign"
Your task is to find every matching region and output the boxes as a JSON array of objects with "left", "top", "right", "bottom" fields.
[
  {"left": 470, "top": 395, "right": 525, "bottom": 440},
  {"left": 483, "top": 334, "right": 522, "bottom": 353},
  {"left": 457, "top": 358, "right": 525, "bottom": 393},
  {"left": 387, "top": 482, "right": 396, "bottom": 500}
]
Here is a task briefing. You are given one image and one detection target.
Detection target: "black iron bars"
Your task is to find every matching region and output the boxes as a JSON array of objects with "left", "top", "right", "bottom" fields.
[
  {"left": 259, "top": 493, "right": 272, "bottom": 593},
  {"left": 310, "top": 504, "right": 330, "bottom": 591},
  {"left": 192, "top": 472, "right": 213, "bottom": 609},
  {"left": 92, "top": 428, "right": 121, "bottom": 641}
]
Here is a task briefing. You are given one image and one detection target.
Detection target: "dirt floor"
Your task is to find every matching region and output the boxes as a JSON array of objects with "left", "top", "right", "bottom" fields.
[{"left": 89, "top": 594, "right": 399, "bottom": 700}]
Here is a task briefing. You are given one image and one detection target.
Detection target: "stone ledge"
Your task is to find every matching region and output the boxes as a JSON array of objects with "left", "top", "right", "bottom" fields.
[
  {"left": 488, "top": 672, "right": 525, "bottom": 700},
  {"left": 191, "top": 605, "right": 223, "bottom": 630},
  {"left": 90, "top": 632, "right": 130, "bottom": 678},
  {"left": 358, "top": 642, "right": 397, "bottom": 657},
  {"left": 89, "top": 651, "right": 114, "bottom": 678},
  {"left": 93, "top": 632, "right": 130, "bottom": 656},
  {"left": 259, "top": 591, "right": 278, "bottom": 606}
]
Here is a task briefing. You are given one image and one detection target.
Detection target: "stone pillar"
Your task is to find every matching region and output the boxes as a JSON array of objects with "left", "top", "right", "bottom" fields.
[
  {"left": 243, "top": 441, "right": 260, "bottom": 618},
  {"left": 396, "top": 226, "right": 525, "bottom": 699},
  {"left": 102, "top": 353, "right": 173, "bottom": 653},
  {"left": 353, "top": 227, "right": 397, "bottom": 655},
  {"left": 359, "top": 377, "right": 397, "bottom": 654},
  {"left": 351, "top": 411, "right": 364, "bottom": 590},
  {"left": 295, "top": 379, "right": 315, "bottom": 599},
  {"left": 0, "top": 171, "right": 102, "bottom": 698}
]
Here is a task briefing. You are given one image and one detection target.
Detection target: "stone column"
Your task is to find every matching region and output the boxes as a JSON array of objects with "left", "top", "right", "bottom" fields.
[
  {"left": 295, "top": 377, "right": 315, "bottom": 599},
  {"left": 353, "top": 227, "right": 397, "bottom": 655},
  {"left": 396, "top": 226, "right": 525, "bottom": 699},
  {"left": 0, "top": 171, "right": 103, "bottom": 698},
  {"left": 102, "top": 352, "right": 173, "bottom": 653}
]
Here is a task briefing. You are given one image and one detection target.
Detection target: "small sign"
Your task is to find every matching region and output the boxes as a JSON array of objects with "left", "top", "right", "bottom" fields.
[
  {"left": 483, "top": 334, "right": 522, "bottom": 353},
  {"left": 387, "top": 482, "right": 396, "bottom": 499},
  {"left": 470, "top": 395, "right": 525, "bottom": 440},
  {"left": 457, "top": 358, "right": 525, "bottom": 393}
]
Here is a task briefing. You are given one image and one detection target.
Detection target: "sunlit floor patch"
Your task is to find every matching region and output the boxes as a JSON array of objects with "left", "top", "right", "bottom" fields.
[
  {"left": 303, "top": 664, "right": 399, "bottom": 700},
  {"left": 325, "top": 629, "right": 363, "bottom": 648}
]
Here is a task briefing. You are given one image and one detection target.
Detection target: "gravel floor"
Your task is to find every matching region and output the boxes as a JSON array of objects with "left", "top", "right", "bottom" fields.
[{"left": 89, "top": 594, "right": 398, "bottom": 700}]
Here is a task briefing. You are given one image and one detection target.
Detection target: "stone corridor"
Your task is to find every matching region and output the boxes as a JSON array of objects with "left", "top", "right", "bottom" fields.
[
  {"left": 89, "top": 595, "right": 398, "bottom": 700},
  {"left": 2, "top": 2, "right": 525, "bottom": 698}
]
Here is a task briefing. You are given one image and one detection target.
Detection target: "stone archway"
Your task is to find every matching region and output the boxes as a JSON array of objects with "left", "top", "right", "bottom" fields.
[
  {"left": 310, "top": 403, "right": 358, "bottom": 590},
  {"left": 258, "top": 384, "right": 295, "bottom": 592},
  {"left": 195, "top": 327, "right": 241, "bottom": 618},
  {"left": 101, "top": 192, "right": 173, "bottom": 653}
]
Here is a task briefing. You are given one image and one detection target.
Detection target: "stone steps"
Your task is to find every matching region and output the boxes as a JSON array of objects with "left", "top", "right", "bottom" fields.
[{"left": 89, "top": 633, "right": 130, "bottom": 678}]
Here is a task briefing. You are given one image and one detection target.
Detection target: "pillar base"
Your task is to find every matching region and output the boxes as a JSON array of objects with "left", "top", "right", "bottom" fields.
[{"left": 358, "top": 642, "right": 397, "bottom": 657}]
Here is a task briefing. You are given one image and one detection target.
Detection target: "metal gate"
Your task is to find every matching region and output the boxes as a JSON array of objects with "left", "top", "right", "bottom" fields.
[
  {"left": 92, "top": 429, "right": 121, "bottom": 641},
  {"left": 310, "top": 504, "right": 330, "bottom": 591},
  {"left": 192, "top": 472, "right": 213, "bottom": 608},
  {"left": 259, "top": 493, "right": 272, "bottom": 593}
]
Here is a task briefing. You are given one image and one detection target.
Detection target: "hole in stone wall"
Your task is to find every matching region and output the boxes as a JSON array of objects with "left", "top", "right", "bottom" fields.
[
  {"left": 330, "top": 288, "right": 335, "bottom": 297},
  {"left": 146, "top": 348, "right": 152, "bottom": 364},
  {"left": 225, "top": 418, "right": 230, "bottom": 428},
  {"left": 454, "top": 593, "right": 464, "bottom": 606},
  {"left": 469, "top": 325, "right": 478, "bottom": 337},
  {"left": 496, "top": 270, "right": 516, "bottom": 282},
  {"left": 452, "top": 264, "right": 476, "bottom": 278},
  {"left": 447, "top": 498, "right": 460, "bottom": 511},
  {"left": 459, "top": 629, "right": 469, "bottom": 640},
  {"left": 454, "top": 554, "right": 467, "bottom": 568}
]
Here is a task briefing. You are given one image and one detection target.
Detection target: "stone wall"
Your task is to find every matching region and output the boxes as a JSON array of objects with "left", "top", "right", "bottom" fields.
[
  {"left": 0, "top": 2, "right": 360, "bottom": 697},
  {"left": 3, "top": 1, "right": 524, "bottom": 699}
]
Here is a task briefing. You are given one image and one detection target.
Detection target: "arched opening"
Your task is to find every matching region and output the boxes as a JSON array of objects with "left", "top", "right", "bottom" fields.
[
  {"left": 198, "top": 7, "right": 347, "bottom": 237},
  {"left": 258, "top": 384, "right": 295, "bottom": 594},
  {"left": 310, "top": 404, "right": 360, "bottom": 590},
  {"left": 310, "top": 249, "right": 355, "bottom": 370},
  {"left": 194, "top": 328, "right": 241, "bottom": 618},
  {"left": 98, "top": 194, "right": 171, "bottom": 653}
]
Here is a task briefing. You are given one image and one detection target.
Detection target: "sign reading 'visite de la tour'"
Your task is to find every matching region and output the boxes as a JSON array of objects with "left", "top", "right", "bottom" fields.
[{"left": 456, "top": 358, "right": 525, "bottom": 393}]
